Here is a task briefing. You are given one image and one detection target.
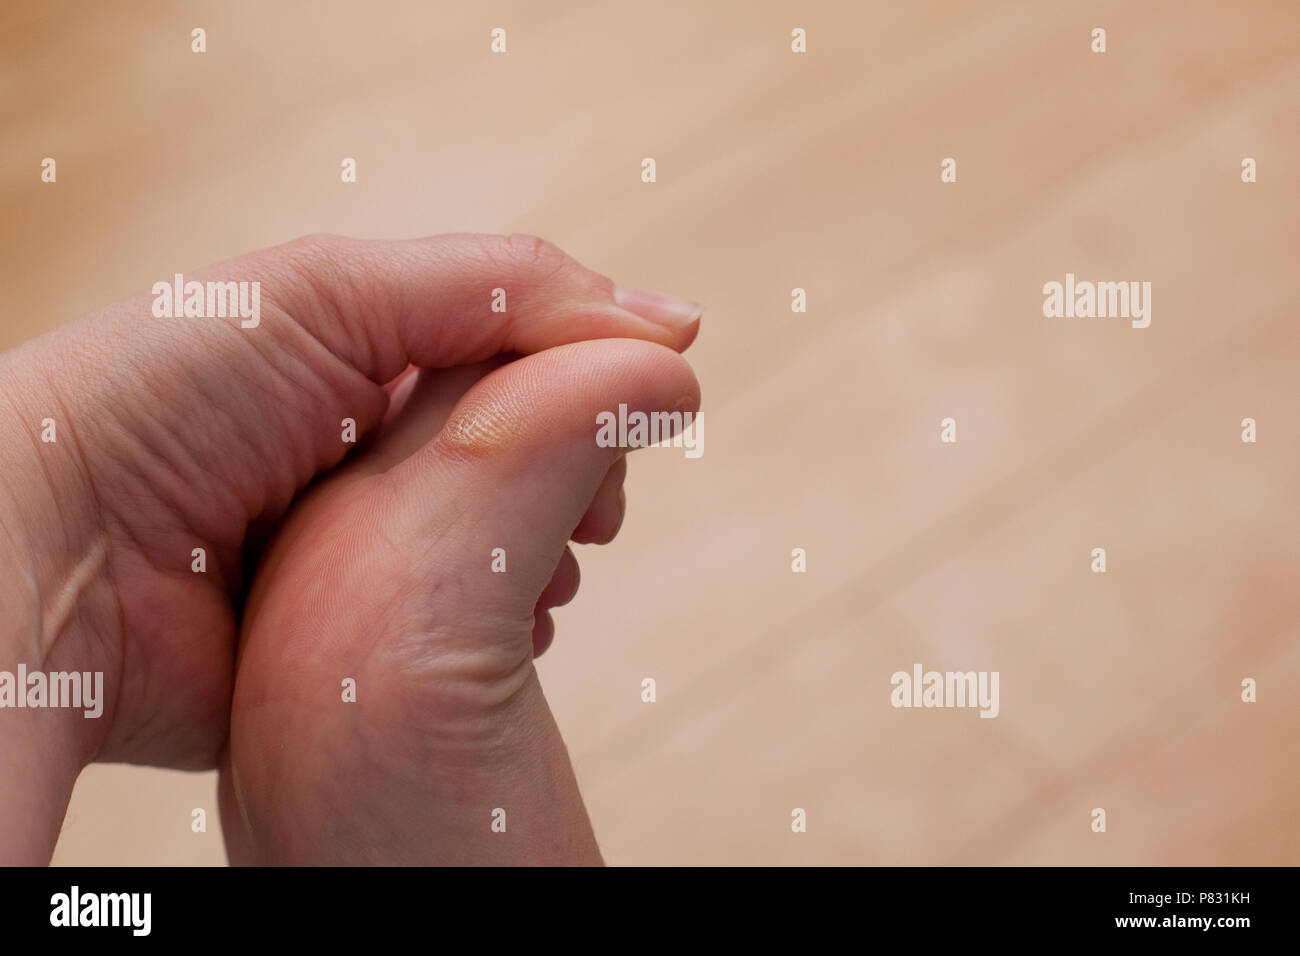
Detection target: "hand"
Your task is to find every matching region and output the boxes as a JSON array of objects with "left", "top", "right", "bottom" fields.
[
  {"left": 0, "top": 233, "right": 701, "bottom": 863},
  {"left": 220, "top": 341, "right": 699, "bottom": 864}
]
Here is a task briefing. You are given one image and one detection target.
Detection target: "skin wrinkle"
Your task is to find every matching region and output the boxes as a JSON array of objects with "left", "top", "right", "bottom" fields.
[
  {"left": 344, "top": 244, "right": 419, "bottom": 376},
  {"left": 12, "top": 372, "right": 129, "bottom": 765},
  {"left": 44, "top": 382, "right": 117, "bottom": 654},
  {"left": 210, "top": 287, "right": 395, "bottom": 507},
  {"left": 187, "top": 326, "right": 322, "bottom": 518},
  {"left": 37, "top": 538, "right": 109, "bottom": 657},
  {"left": 91, "top": 290, "right": 369, "bottom": 569},
  {"left": 373, "top": 251, "right": 444, "bottom": 372},
  {"left": 52, "top": 316, "right": 253, "bottom": 552},
  {"left": 0, "top": 368, "right": 115, "bottom": 675},
  {"left": 93, "top": 386, "right": 246, "bottom": 555},
  {"left": 234, "top": 289, "right": 366, "bottom": 420},
  {"left": 255, "top": 239, "right": 349, "bottom": 331},
  {"left": 86, "top": 447, "right": 215, "bottom": 584},
  {"left": 1, "top": 384, "right": 73, "bottom": 565},
  {"left": 0, "top": 384, "right": 54, "bottom": 661},
  {"left": 267, "top": 237, "right": 400, "bottom": 381},
  {"left": 105, "top": 305, "right": 323, "bottom": 552}
]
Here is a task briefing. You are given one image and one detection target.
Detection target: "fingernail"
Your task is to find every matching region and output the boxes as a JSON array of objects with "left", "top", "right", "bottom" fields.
[{"left": 614, "top": 285, "right": 704, "bottom": 329}]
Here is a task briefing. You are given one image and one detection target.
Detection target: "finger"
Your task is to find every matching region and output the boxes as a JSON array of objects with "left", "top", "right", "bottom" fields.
[
  {"left": 536, "top": 546, "right": 581, "bottom": 610},
  {"left": 381, "top": 337, "right": 700, "bottom": 615},
  {"left": 570, "top": 455, "right": 628, "bottom": 545},
  {"left": 239, "top": 232, "right": 703, "bottom": 383},
  {"left": 531, "top": 611, "right": 556, "bottom": 659},
  {"left": 531, "top": 548, "right": 580, "bottom": 660}
]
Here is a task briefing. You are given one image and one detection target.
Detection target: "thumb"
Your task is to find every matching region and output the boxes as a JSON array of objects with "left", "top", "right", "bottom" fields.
[{"left": 380, "top": 338, "right": 700, "bottom": 622}]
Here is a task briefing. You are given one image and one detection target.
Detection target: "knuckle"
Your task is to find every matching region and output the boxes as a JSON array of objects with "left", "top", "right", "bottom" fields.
[
  {"left": 260, "top": 234, "right": 375, "bottom": 330},
  {"left": 263, "top": 234, "right": 344, "bottom": 294}
]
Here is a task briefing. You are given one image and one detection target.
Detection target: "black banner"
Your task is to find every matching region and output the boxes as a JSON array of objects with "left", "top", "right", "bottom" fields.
[{"left": 0, "top": 866, "right": 1285, "bottom": 942}]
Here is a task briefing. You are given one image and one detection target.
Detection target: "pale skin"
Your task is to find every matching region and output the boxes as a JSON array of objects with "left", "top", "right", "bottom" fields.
[{"left": 0, "top": 233, "right": 702, "bottom": 864}]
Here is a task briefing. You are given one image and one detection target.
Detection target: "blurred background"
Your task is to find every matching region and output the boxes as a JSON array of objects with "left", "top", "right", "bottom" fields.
[{"left": 3, "top": 0, "right": 1297, "bottom": 864}]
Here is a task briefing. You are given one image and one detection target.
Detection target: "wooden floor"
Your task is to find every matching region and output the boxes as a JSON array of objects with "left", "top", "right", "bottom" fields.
[{"left": 2, "top": 0, "right": 1295, "bottom": 865}]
